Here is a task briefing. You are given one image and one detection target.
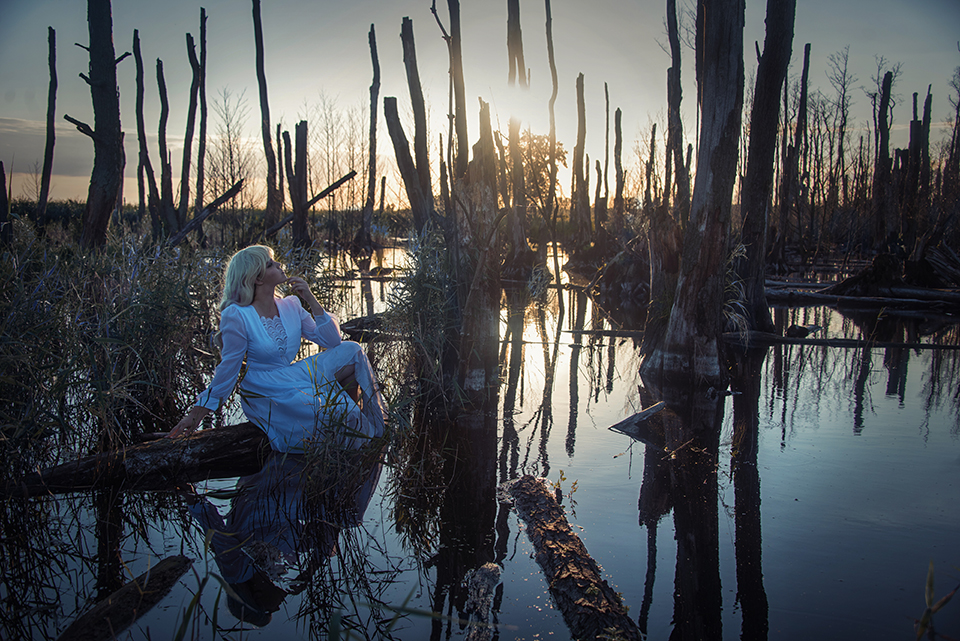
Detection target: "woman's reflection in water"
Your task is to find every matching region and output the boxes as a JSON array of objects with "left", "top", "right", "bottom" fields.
[{"left": 181, "top": 449, "right": 383, "bottom": 626}]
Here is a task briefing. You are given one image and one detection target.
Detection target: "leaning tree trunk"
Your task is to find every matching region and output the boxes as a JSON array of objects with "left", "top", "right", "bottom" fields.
[
  {"left": 37, "top": 27, "right": 56, "bottom": 226},
  {"left": 73, "top": 0, "right": 124, "bottom": 249},
  {"left": 641, "top": 0, "right": 744, "bottom": 386},
  {"left": 384, "top": 97, "right": 431, "bottom": 232},
  {"left": 736, "top": 0, "right": 796, "bottom": 333},
  {"left": 252, "top": 0, "right": 281, "bottom": 229}
]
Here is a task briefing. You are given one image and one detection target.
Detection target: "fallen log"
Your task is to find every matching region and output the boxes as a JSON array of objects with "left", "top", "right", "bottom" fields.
[
  {"left": 56, "top": 555, "right": 193, "bottom": 641},
  {"left": 765, "top": 287, "right": 960, "bottom": 309},
  {"left": 6, "top": 423, "right": 269, "bottom": 498},
  {"left": 722, "top": 331, "right": 960, "bottom": 351},
  {"left": 504, "top": 475, "right": 641, "bottom": 641}
]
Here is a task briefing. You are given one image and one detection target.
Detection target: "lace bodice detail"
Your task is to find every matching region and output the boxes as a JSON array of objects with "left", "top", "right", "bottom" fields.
[{"left": 260, "top": 314, "right": 287, "bottom": 358}]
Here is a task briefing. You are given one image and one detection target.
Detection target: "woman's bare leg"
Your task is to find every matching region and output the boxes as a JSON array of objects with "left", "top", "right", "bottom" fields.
[{"left": 335, "top": 363, "right": 361, "bottom": 403}]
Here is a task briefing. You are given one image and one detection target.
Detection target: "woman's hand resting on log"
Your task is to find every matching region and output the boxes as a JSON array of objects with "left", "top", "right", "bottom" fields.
[{"left": 168, "top": 405, "right": 212, "bottom": 438}]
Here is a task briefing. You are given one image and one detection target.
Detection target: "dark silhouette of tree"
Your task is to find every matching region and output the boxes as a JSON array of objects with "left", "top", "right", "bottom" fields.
[
  {"left": 37, "top": 27, "right": 56, "bottom": 226},
  {"left": 736, "top": 0, "right": 796, "bottom": 333},
  {"left": 68, "top": 0, "right": 127, "bottom": 248}
]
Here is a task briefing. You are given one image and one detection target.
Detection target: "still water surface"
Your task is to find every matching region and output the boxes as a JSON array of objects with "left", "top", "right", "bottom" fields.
[{"left": 7, "top": 259, "right": 960, "bottom": 640}]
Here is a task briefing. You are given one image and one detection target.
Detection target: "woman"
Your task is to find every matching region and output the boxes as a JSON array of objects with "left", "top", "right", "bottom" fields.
[{"left": 168, "top": 245, "right": 385, "bottom": 452}]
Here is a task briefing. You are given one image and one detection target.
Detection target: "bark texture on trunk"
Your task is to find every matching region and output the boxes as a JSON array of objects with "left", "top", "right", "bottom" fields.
[
  {"left": 7, "top": 423, "right": 269, "bottom": 498},
  {"left": 642, "top": 0, "right": 745, "bottom": 386},
  {"left": 506, "top": 475, "right": 641, "bottom": 641},
  {"left": 736, "top": 0, "right": 795, "bottom": 333},
  {"left": 77, "top": 0, "right": 124, "bottom": 249}
]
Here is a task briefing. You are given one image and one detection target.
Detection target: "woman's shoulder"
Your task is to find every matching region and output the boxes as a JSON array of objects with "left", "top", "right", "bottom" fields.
[{"left": 220, "top": 303, "right": 251, "bottom": 323}]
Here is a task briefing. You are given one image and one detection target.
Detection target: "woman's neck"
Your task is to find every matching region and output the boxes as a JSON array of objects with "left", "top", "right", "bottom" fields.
[{"left": 251, "top": 286, "right": 278, "bottom": 317}]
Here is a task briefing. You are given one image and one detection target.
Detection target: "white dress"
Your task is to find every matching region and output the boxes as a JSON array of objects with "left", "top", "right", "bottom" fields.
[{"left": 195, "top": 296, "right": 385, "bottom": 452}]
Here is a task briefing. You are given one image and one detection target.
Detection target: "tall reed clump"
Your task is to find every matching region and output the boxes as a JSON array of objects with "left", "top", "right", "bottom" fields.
[{"left": 0, "top": 219, "right": 224, "bottom": 476}]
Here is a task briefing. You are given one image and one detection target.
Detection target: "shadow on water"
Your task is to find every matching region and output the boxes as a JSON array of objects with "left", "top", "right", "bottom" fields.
[{"left": 5, "top": 268, "right": 960, "bottom": 639}]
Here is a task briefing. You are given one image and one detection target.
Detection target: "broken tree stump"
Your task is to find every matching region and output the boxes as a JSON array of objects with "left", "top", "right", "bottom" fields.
[
  {"left": 505, "top": 475, "right": 641, "bottom": 641},
  {"left": 6, "top": 423, "right": 270, "bottom": 498}
]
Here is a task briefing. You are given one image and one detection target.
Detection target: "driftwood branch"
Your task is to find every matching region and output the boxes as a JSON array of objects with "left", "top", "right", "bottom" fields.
[
  {"left": 167, "top": 179, "right": 243, "bottom": 246},
  {"left": 6, "top": 422, "right": 268, "bottom": 498},
  {"left": 264, "top": 170, "right": 357, "bottom": 238},
  {"left": 505, "top": 475, "right": 641, "bottom": 641},
  {"left": 55, "top": 555, "right": 193, "bottom": 641}
]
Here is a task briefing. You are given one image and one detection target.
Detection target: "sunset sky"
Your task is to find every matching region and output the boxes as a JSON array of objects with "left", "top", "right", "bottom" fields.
[{"left": 1, "top": 0, "right": 958, "bottom": 204}]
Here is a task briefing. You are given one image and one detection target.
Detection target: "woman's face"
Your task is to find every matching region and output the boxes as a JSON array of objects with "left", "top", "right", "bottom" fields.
[{"left": 257, "top": 258, "right": 286, "bottom": 289}]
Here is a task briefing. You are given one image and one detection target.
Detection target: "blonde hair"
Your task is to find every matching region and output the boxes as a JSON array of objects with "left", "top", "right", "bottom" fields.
[{"left": 219, "top": 245, "right": 274, "bottom": 311}]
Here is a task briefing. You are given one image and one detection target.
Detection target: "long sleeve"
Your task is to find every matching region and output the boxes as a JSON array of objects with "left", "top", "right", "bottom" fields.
[
  {"left": 196, "top": 305, "right": 248, "bottom": 410},
  {"left": 297, "top": 303, "right": 342, "bottom": 348}
]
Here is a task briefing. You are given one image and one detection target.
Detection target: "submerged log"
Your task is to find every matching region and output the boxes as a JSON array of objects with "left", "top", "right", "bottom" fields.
[
  {"left": 505, "top": 475, "right": 641, "bottom": 641},
  {"left": 723, "top": 331, "right": 960, "bottom": 351},
  {"left": 607, "top": 402, "right": 666, "bottom": 449},
  {"left": 56, "top": 555, "right": 193, "bottom": 641},
  {"left": 6, "top": 423, "right": 269, "bottom": 498}
]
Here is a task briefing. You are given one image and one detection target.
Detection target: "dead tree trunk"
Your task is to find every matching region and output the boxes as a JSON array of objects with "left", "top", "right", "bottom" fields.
[
  {"left": 507, "top": 0, "right": 527, "bottom": 88},
  {"left": 641, "top": 0, "right": 744, "bottom": 386},
  {"left": 665, "top": 0, "right": 689, "bottom": 222},
  {"left": 448, "top": 0, "right": 469, "bottom": 179},
  {"left": 775, "top": 43, "right": 810, "bottom": 267},
  {"left": 156, "top": 59, "right": 178, "bottom": 234},
  {"left": 355, "top": 24, "right": 380, "bottom": 253},
  {"left": 0, "top": 162, "right": 9, "bottom": 245},
  {"left": 194, "top": 8, "right": 208, "bottom": 245},
  {"left": 571, "top": 72, "right": 590, "bottom": 249},
  {"left": 872, "top": 70, "right": 894, "bottom": 247},
  {"left": 506, "top": 475, "right": 641, "bottom": 641},
  {"left": 133, "top": 31, "right": 161, "bottom": 239},
  {"left": 283, "top": 121, "right": 311, "bottom": 247},
  {"left": 73, "top": 0, "right": 125, "bottom": 249},
  {"left": 384, "top": 97, "right": 430, "bottom": 231},
  {"left": 38, "top": 27, "right": 57, "bottom": 226},
  {"left": 736, "top": 0, "right": 795, "bottom": 333},
  {"left": 401, "top": 17, "right": 434, "bottom": 221},
  {"left": 505, "top": 117, "right": 535, "bottom": 276},
  {"left": 545, "top": 0, "right": 563, "bottom": 312},
  {"left": 612, "top": 107, "right": 625, "bottom": 234},
  {"left": 252, "top": 0, "right": 282, "bottom": 229},
  {"left": 177, "top": 33, "right": 201, "bottom": 229}
]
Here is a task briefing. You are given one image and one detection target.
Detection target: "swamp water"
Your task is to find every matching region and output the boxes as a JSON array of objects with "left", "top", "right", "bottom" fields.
[{"left": 5, "top": 258, "right": 960, "bottom": 640}]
